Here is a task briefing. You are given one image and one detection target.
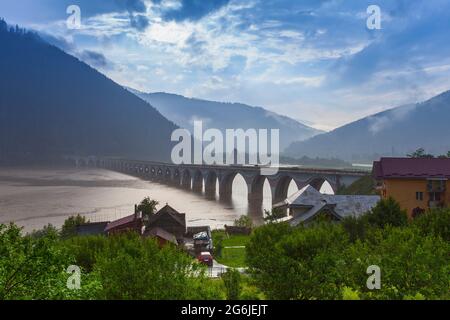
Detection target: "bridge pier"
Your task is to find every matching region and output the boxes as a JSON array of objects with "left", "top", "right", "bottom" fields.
[
  {"left": 172, "top": 169, "right": 181, "bottom": 187},
  {"left": 218, "top": 173, "right": 235, "bottom": 201},
  {"left": 192, "top": 171, "right": 203, "bottom": 193},
  {"left": 181, "top": 170, "right": 192, "bottom": 190},
  {"left": 205, "top": 172, "right": 217, "bottom": 199}
]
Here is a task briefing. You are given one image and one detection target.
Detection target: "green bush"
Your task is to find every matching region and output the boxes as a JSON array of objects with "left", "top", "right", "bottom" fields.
[
  {"left": 222, "top": 269, "right": 242, "bottom": 300},
  {"left": 0, "top": 224, "right": 225, "bottom": 300},
  {"left": 246, "top": 216, "right": 450, "bottom": 300},
  {"left": 60, "top": 215, "right": 88, "bottom": 239},
  {"left": 366, "top": 197, "right": 408, "bottom": 228},
  {"left": 413, "top": 208, "right": 450, "bottom": 241}
]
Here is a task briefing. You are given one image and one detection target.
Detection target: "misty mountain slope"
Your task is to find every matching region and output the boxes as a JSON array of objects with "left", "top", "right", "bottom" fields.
[
  {"left": 285, "top": 91, "right": 450, "bottom": 162},
  {"left": 130, "top": 90, "right": 322, "bottom": 151},
  {"left": 0, "top": 21, "right": 177, "bottom": 163}
]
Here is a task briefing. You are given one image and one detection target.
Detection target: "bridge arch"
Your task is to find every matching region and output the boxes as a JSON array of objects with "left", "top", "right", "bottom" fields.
[
  {"left": 306, "top": 176, "right": 336, "bottom": 194},
  {"left": 219, "top": 172, "right": 249, "bottom": 202},
  {"left": 272, "top": 175, "right": 303, "bottom": 205}
]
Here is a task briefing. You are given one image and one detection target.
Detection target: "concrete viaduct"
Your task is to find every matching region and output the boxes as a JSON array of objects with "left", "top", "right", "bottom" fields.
[{"left": 69, "top": 156, "right": 370, "bottom": 206}]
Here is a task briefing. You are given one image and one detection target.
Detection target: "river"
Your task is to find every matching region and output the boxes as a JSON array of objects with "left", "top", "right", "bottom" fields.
[{"left": 0, "top": 167, "right": 332, "bottom": 233}]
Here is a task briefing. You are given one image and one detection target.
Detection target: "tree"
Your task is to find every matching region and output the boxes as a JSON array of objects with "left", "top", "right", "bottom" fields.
[
  {"left": 0, "top": 18, "right": 7, "bottom": 32},
  {"left": 234, "top": 215, "right": 253, "bottom": 228},
  {"left": 246, "top": 219, "right": 450, "bottom": 300},
  {"left": 341, "top": 215, "right": 369, "bottom": 242},
  {"left": 264, "top": 208, "right": 286, "bottom": 223},
  {"left": 93, "top": 233, "right": 221, "bottom": 300},
  {"left": 28, "top": 224, "right": 59, "bottom": 239},
  {"left": 60, "top": 215, "right": 88, "bottom": 239},
  {"left": 138, "top": 197, "right": 159, "bottom": 220},
  {"left": 0, "top": 223, "right": 70, "bottom": 300},
  {"left": 407, "top": 148, "right": 434, "bottom": 158},
  {"left": 437, "top": 151, "right": 450, "bottom": 158},
  {"left": 222, "top": 269, "right": 242, "bottom": 300},
  {"left": 366, "top": 197, "right": 408, "bottom": 228},
  {"left": 214, "top": 233, "right": 225, "bottom": 258},
  {"left": 413, "top": 208, "right": 450, "bottom": 242}
]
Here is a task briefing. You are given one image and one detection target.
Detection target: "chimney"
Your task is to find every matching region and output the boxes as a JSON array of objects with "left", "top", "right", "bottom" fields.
[{"left": 134, "top": 204, "right": 138, "bottom": 219}]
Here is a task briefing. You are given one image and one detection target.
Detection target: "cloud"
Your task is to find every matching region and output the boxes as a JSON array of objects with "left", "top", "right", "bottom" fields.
[
  {"left": 274, "top": 76, "right": 325, "bottom": 88},
  {"left": 328, "top": 0, "right": 450, "bottom": 87},
  {"left": 14, "top": 0, "right": 450, "bottom": 130},
  {"left": 130, "top": 14, "right": 149, "bottom": 31},
  {"left": 79, "top": 50, "right": 113, "bottom": 69},
  {"left": 39, "top": 32, "right": 75, "bottom": 53},
  {"left": 157, "top": 0, "right": 231, "bottom": 21},
  {"left": 368, "top": 104, "right": 416, "bottom": 135}
]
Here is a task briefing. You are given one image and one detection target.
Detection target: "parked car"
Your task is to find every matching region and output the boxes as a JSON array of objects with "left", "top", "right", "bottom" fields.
[{"left": 197, "top": 252, "right": 214, "bottom": 267}]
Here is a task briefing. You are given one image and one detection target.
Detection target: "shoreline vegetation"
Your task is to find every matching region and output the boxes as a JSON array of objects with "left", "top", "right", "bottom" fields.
[{"left": 1, "top": 198, "right": 448, "bottom": 300}]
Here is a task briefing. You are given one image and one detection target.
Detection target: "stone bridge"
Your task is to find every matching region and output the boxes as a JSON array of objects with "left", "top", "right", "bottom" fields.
[{"left": 69, "top": 156, "right": 370, "bottom": 206}]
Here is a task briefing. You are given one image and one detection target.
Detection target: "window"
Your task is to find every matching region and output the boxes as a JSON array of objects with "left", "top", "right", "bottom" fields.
[
  {"left": 416, "top": 192, "right": 423, "bottom": 201},
  {"left": 429, "top": 192, "right": 442, "bottom": 202}
]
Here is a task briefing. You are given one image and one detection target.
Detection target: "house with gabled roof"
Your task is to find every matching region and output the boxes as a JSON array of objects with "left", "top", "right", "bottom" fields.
[
  {"left": 373, "top": 157, "right": 450, "bottom": 217},
  {"left": 274, "top": 185, "right": 380, "bottom": 226},
  {"left": 104, "top": 205, "right": 144, "bottom": 235},
  {"left": 145, "top": 204, "right": 186, "bottom": 244}
]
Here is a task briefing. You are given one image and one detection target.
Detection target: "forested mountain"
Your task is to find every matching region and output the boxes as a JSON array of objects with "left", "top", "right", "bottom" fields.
[
  {"left": 0, "top": 20, "right": 177, "bottom": 164},
  {"left": 131, "top": 90, "right": 322, "bottom": 151},
  {"left": 286, "top": 91, "right": 450, "bottom": 163}
]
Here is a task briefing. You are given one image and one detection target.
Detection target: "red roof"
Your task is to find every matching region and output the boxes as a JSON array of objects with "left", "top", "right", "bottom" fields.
[
  {"left": 373, "top": 157, "right": 450, "bottom": 179},
  {"left": 104, "top": 213, "right": 139, "bottom": 232}
]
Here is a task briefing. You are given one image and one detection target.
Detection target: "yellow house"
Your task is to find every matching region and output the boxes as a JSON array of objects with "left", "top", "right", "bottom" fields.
[{"left": 373, "top": 158, "right": 450, "bottom": 218}]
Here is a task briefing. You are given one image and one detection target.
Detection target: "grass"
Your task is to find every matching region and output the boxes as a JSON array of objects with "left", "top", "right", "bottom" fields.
[
  {"left": 218, "top": 247, "right": 247, "bottom": 268},
  {"left": 212, "top": 230, "right": 251, "bottom": 268}
]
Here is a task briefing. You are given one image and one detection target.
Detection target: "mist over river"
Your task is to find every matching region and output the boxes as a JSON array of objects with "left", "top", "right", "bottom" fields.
[{"left": 0, "top": 167, "right": 332, "bottom": 233}]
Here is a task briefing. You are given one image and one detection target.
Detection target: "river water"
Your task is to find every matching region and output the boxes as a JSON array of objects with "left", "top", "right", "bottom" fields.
[{"left": 0, "top": 167, "right": 332, "bottom": 233}]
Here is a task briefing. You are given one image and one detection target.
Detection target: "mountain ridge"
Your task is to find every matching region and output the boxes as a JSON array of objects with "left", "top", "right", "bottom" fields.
[
  {"left": 285, "top": 90, "right": 450, "bottom": 162},
  {"left": 0, "top": 19, "right": 177, "bottom": 164},
  {"left": 129, "top": 89, "right": 323, "bottom": 151}
]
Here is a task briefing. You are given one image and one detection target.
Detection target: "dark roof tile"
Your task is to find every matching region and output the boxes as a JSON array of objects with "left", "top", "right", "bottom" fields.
[{"left": 373, "top": 157, "right": 450, "bottom": 179}]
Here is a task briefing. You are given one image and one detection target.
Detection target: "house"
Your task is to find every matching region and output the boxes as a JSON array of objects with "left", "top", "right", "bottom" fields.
[
  {"left": 76, "top": 222, "right": 109, "bottom": 236},
  {"left": 144, "top": 227, "right": 178, "bottom": 247},
  {"left": 274, "top": 185, "right": 380, "bottom": 226},
  {"left": 146, "top": 204, "right": 186, "bottom": 244},
  {"left": 104, "top": 205, "right": 144, "bottom": 235},
  {"left": 373, "top": 157, "right": 450, "bottom": 218}
]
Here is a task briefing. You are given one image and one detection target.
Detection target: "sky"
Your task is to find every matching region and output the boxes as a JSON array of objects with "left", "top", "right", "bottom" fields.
[{"left": 1, "top": 0, "right": 450, "bottom": 130}]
